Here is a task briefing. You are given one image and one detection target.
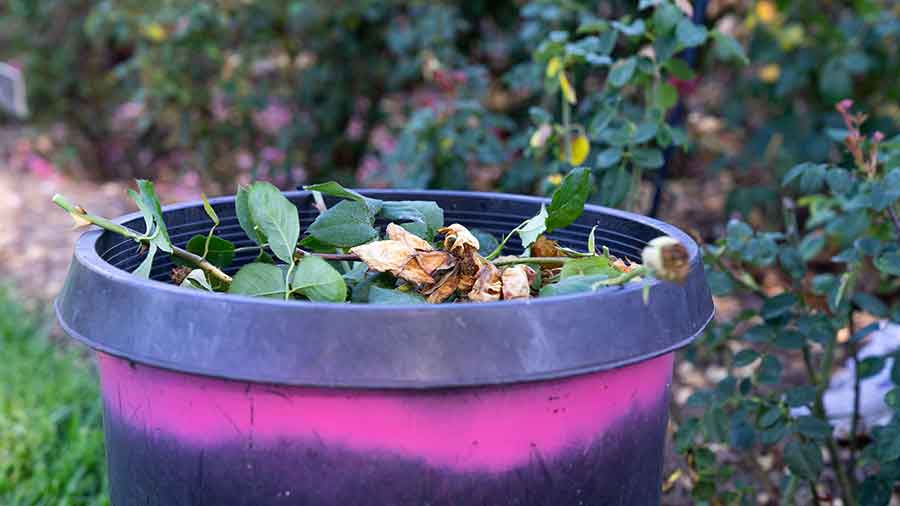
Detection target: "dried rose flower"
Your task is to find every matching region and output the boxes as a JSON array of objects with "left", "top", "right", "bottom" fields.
[
  {"left": 641, "top": 236, "right": 690, "bottom": 283},
  {"left": 501, "top": 265, "right": 535, "bottom": 300}
]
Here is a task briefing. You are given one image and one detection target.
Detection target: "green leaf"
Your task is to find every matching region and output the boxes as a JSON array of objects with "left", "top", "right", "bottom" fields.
[
  {"left": 795, "top": 416, "right": 832, "bottom": 440},
  {"left": 655, "top": 82, "right": 679, "bottom": 111},
  {"left": 546, "top": 167, "right": 591, "bottom": 232},
  {"left": 303, "top": 181, "right": 383, "bottom": 215},
  {"left": 785, "top": 386, "right": 817, "bottom": 407},
  {"left": 665, "top": 58, "right": 696, "bottom": 80},
  {"left": 858, "top": 356, "right": 886, "bottom": 379},
  {"left": 235, "top": 185, "right": 267, "bottom": 246},
  {"left": 631, "top": 147, "right": 665, "bottom": 169},
  {"left": 228, "top": 263, "right": 285, "bottom": 298},
  {"left": 757, "top": 355, "right": 782, "bottom": 384},
  {"left": 379, "top": 201, "right": 444, "bottom": 238},
  {"left": 291, "top": 256, "right": 347, "bottom": 302},
  {"left": 560, "top": 256, "right": 619, "bottom": 279},
  {"left": 130, "top": 180, "right": 172, "bottom": 253},
  {"left": 608, "top": 58, "right": 637, "bottom": 88},
  {"left": 859, "top": 478, "right": 893, "bottom": 506},
  {"left": 611, "top": 19, "right": 645, "bottom": 37},
  {"left": 873, "top": 423, "right": 900, "bottom": 461},
  {"left": 733, "top": 349, "right": 760, "bottom": 367},
  {"left": 307, "top": 200, "right": 378, "bottom": 248},
  {"left": 853, "top": 292, "right": 888, "bottom": 317},
  {"left": 471, "top": 229, "right": 499, "bottom": 257},
  {"left": 368, "top": 286, "right": 427, "bottom": 305},
  {"left": 676, "top": 18, "right": 708, "bottom": 48},
  {"left": 201, "top": 194, "right": 219, "bottom": 226},
  {"left": 517, "top": 205, "right": 549, "bottom": 249},
  {"left": 762, "top": 293, "right": 797, "bottom": 320},
  {"left": 183, "top": 235, "right": 235, "bottom": 268},
  {"left": 711, "top": 30, "right": 748, "bottom": 65},
  {"left": 180, "top": 269, "right": 213, "bottom": 291},
  {"left": 133, "top": 243, "right": 157, "bottom": 279},
  {"left": 783, "top": 440, "right": 823, "bottom": 480},
  {"left": 798, "top": 233, "right": 825, "bottom": 261},
  {"left": 596, "top": 147, "right": 623, "bottom": 168},
  {"left": 248, "top": 182, "right": 300, "bottom": 264},
  {"left": 652, "top": 2, "right": 682, "bottom": 33},
  {"left": 874, "top": 252, "right": 900, "bottom": 276},
  {"left": 599, "top": 164, "right": 631, "bottom": 207},
  {"left": 539, "top": 274, "right": 609, "bottom": 297}
]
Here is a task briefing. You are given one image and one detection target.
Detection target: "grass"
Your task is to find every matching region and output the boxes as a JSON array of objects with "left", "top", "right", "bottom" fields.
[{"left": 0, "top": 286, "right": 109, "bottom": 505}]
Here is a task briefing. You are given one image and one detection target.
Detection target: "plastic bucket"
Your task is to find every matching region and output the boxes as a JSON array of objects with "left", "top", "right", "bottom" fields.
[{"left": 56, "top": 190, "right": 714, "bottom": 505}]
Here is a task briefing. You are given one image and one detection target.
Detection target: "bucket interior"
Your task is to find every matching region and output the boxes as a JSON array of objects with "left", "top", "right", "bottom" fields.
[{"left": 94, "top": 192, "right": 660, "bottom": 284}]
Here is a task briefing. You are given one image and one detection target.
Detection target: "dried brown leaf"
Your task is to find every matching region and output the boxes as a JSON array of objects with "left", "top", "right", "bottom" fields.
[
  {"left": 386, "top": 222, "right": 433, "bottom": 251},
  {"left": 416, "top": 250, "right": 455, "bottom": 275},
  {"left": 423, "top": 268, "right": 460, "bottom": 303},
  {"left": 501, "top": 265, "right": 534, "bottom": 300},
  {"left": 350, "top": 240, "right": 435, "bottom": 285},
  {"left": 531, "top": 235, "right": 564, "bottom": 259}
]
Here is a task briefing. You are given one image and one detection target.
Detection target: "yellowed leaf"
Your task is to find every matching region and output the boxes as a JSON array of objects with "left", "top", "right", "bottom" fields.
[
  {"left": 568, "top": 133, "right": 590, "bottom": 165},
  {"left": 501, "top": 265, "right": 534, "bottom": 300},
  {"left": 386, "top": 222, "right": 432, "bottom": 251},
  {"left": 545, "top": 56, "right": 562, "bottom": 78},
  {"left": 559, "top": 72, "right": 577, "bottom": 104}
]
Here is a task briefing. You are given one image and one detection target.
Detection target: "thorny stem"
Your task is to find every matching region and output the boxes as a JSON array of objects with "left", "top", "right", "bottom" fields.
[{"left": 53, "top": 194, "right": 234, "bottom": 285}]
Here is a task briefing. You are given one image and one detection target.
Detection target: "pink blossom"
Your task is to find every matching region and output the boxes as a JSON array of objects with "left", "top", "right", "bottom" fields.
[
  {"left": 260, "top": 146, "right": 285, "bottom": 164},
  {"left": 253, "top": 102, "right": 292, "bottom": 135},
  {"left": 873, "top": 131, "right": 885, "bottom": 142},
  {"left": 236, "top": 151, "right": 254, "bottom": 171},
  {"left": 27, "top": 155, "right": 56, "bottom": 179},
  {"left": 346, "top": 118, "right": 364, "bottom": 140},
  {"left": 836, "top": 99, "right": 854, "bottom": 112},
  {"left": 370, "top": 126, "right": 396, "bottom": 154}
]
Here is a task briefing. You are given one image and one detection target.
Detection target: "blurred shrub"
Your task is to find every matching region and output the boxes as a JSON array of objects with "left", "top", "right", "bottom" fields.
[
  {"left": 1, "top": 0, "right": 739, "bottom": 201},
  {"left": 1, "top": 0, "right": 896, "bottom": 211},
  {"left": 709, "top": 0, "right": 899, "bottom": 218}
]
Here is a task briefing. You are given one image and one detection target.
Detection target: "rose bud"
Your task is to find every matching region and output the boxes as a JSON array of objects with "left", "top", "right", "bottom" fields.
[{"left": 641, "top": 236, "right": 690, "bottom": 283}]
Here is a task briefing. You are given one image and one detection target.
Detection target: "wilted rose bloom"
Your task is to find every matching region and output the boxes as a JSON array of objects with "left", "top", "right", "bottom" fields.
[{"left": 641, "top": 236, "right": 690, "bottom": 283}]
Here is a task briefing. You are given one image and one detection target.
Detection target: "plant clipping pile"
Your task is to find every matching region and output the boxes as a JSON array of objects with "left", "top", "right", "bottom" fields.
[{"left": 53, "top": 168, "right": 689, "bottom": 304}]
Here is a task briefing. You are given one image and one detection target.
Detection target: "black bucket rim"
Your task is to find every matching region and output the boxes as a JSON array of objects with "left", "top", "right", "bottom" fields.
[{"left": 55, "top": 189, "right": 714, "bottom": 389}]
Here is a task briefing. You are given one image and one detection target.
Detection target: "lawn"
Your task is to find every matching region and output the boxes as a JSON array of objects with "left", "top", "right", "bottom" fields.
[{"left": 0, "top": 286, "right": 108, "bottom": 505}]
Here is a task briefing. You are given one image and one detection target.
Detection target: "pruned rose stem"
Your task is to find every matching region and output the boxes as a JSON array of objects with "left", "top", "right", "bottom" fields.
[
  {"left": 52, "top": 194, "right": 234, "bottom": 285},
  {"left": 295, "top": 249, "right": 360, "bottom": 262},
  {"left": 490, "top": 256, "right": 574, "bottom": 266},
  {"left": 591, "top": 266, "right": 647, "bottom": 289}
]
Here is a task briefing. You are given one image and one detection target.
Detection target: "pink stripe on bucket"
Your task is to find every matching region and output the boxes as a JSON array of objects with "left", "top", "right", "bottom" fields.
[{"left": 98, "top": 352, "right": 673, "bottom": 472}]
